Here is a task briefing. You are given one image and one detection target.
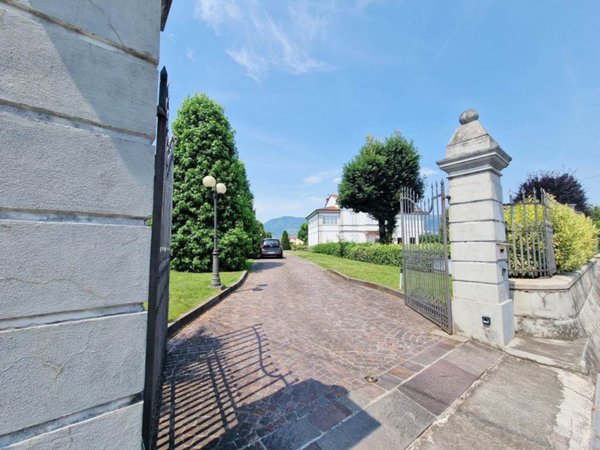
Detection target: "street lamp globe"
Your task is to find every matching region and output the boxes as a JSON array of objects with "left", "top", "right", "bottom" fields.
[
  {"left": 202, "top": 175, "right": 216, "bottom": 188},
  {"left": 216, "top": 183, "right": 227, "bottom": 194}
]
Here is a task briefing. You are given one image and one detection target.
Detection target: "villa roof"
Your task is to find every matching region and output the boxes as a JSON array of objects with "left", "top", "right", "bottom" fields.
[{"left": 306, "top": 205, "right": 340, "bottom": 219}]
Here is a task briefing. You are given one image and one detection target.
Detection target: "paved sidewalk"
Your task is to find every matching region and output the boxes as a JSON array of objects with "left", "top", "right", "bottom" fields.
[
  {"left": 156, "top": 256, "right": 496, "bottom": 449},
  {"left": 410, "top": 354, "right": 595, "bottom": 450}
]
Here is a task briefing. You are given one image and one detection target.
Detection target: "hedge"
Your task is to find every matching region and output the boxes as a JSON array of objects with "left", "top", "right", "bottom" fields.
[
  {"left": 311, "top": 242, "right": 403, "bottom": 268},
  {"left": 504, "top": 196, "right": 599, "bottom": 274},
  {"left": 550, "top": 198, "right": 598, "bottom": 272}
]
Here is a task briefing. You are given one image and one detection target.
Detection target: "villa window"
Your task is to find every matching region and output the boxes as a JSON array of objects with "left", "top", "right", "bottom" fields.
[{"left": 321, "top": 214, "right": 339, "bottom": 225}]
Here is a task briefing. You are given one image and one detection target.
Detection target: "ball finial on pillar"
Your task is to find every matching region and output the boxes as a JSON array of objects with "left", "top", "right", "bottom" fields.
[{"left": 459, "top": 108, "right": 479, "bottom": 124}]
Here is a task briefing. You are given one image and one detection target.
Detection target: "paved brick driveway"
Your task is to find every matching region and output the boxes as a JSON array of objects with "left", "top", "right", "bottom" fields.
[{"left": 156, "top": 256, "right": 473, "bottom": 449}]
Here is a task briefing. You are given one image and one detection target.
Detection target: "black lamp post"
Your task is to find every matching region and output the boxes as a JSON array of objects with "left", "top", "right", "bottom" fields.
[{"left": 202, "top": 175, "right": 227, "bottom": 288}]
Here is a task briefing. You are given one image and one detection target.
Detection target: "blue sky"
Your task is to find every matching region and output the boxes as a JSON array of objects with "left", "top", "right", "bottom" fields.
[{"left": 160, "top": 0, "right": 600, "bottom": 222}]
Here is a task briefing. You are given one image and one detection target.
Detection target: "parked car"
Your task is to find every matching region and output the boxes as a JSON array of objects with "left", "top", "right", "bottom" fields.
[{"left": 260, "top": 238, "right": 283, "bottom": 258}]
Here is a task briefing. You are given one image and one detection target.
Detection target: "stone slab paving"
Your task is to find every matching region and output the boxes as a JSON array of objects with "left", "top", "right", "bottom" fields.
[
  {"left": 410, "top": 355, "right": 596, "bottom": 450},
  {"left": 156, "top": 256, "right": 499, "bottom": 449}
]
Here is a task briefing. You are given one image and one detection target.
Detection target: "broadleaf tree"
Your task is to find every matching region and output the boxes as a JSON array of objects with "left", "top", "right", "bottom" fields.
[
  {"left": 515, "top": 171, "right": 589, "bottom": 213},
  {"left": 297, "top": 222, "right": 308, "bottom": 244},
  {"left": 171, "top": 93, "right": 260, "bottom": 272},
  {"left": 338, "top": 132, "right": 425, "bottom": 243}
]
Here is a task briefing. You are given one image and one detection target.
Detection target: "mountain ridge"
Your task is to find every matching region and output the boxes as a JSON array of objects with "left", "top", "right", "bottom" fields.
[{"left": 264, "top": 216, "right": 305, "bottom": 239}]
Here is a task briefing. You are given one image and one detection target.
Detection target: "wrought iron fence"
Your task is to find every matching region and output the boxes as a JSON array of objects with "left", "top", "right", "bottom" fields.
[
  {"left": 400, "top": 182, "right": 452, "bottom": 333},
  {"left": 505, "top": 188, "right": 556, "bottom": 278}
]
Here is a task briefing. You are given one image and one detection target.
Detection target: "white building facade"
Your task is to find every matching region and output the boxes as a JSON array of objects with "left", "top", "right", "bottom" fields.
[{"left": 306, "top": 195, "right": 425, "bottom": 246}]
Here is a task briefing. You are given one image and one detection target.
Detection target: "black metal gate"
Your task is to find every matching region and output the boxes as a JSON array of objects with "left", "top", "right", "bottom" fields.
[
  {"left": 399, "top": 182, "right": 452, "bottom": 333},
  {"left": 142, "top": 67, "right": 174, "bottom": 449}
]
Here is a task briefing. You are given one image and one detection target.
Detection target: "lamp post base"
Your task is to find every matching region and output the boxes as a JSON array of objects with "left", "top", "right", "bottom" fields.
[{"left": 211, "top": 249, "right": 221, "bottom": 288}]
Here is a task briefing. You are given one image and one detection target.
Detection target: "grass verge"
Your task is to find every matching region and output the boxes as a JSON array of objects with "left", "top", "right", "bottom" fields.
[
  {"left": 145, "top": 260, "right": 254, "bottom": 322},
  {"left": 294, "top": 250, "right": 401, "bottom": 290}
]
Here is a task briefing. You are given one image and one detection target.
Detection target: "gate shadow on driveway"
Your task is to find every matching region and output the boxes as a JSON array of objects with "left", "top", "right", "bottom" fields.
[{"left": 156, "top": 324, "right": 379, "bottom": 449}]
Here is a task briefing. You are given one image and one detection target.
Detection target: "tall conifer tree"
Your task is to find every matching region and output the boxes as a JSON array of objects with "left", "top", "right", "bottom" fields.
[{"left": 171, "top": 93, "right": 260, "bottom": 271}]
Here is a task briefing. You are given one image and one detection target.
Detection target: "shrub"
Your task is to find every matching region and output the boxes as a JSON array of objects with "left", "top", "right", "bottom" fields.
[
  {"left": 419, "top": 233, "right": 443, "bottom": 244},
  {"left": 550, "top": 199, "right": 598, "bottom": 272},
  {"left": 218, "top": 225, "right": 254, "bottom": 271},
  {"left": 504, "top": 197, "right": 599, "bottom": 274},
  {"left": 311, "top": 242, "right": 347, "bottom": 257},
  {"left": 346, "top": 244, "right": 403, "bottom": 267},
  {"left": 311, "top": 242, "right": 403, "bottom": 267}
]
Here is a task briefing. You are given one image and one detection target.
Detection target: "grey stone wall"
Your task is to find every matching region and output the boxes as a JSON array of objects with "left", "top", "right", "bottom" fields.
[{"left": 0, "top": 1, "right": 161, "bottom": 447}]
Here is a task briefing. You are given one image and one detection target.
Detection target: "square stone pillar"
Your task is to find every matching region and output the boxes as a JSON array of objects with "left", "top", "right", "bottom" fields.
[{"left": 437, "top": 109, "right": 514, "bottom": 348}]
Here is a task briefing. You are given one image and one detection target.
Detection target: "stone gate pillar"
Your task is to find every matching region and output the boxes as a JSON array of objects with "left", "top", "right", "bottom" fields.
[
  {"left": 0, "top": 1, "right": 169, "bottom": 447},
  {"left": 437, "top": 109, "right": 514, "bottom": 348}
]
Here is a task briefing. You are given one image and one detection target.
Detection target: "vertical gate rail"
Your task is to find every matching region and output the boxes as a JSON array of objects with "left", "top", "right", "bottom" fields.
[
  {"left": 400, "top": 182, "right": 452, "bottom": 333},
  {"left": 142, "top": 67, "right": 174, "bottom": 450},
  {"left": 505, "top": 188, "right": 556, "bottom": 278}
]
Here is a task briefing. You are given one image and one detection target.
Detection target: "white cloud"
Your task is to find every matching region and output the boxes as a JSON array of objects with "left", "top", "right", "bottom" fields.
[
  {"left": 420, "top": 167, "right": 439, "bottom": 177},
  {"left": 194, "top": 0, "right": 241, "bottom": 28},
  {"left": 303, "top": 169, "right": 340, "bottom": 186},
  {"left": 194, "top": 0, "right": 333, "bottom": 81},
  {"left": 186, "top": 46, "right": 195, "bottom": 62}
]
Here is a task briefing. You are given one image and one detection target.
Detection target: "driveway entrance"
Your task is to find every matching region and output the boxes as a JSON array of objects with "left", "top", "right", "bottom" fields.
[{"left": 156, "top": 256, "right": 480, "bottom": 449}]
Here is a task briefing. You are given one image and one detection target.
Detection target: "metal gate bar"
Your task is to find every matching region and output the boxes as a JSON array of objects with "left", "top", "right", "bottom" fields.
[
  {"left": 142, "top": 67, "right": 174, "bottom": 449},
  {"left": 400, "top": 182, "right": 452, "bottom": 333}
]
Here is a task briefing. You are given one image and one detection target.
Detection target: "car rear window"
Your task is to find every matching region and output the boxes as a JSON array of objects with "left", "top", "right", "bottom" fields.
[{"left": 263, "top": 239, "right": 280, "bottom": 246}]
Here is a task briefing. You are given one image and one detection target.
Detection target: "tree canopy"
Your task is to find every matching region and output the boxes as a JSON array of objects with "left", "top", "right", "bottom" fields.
[
  {"left": 338, "top": 132, "right": 424, "bottom": 243},
  {"left": 171, "top": 93, "right": 260, "bottom": 272},
  {"left": 515, "top": 171, "right": 589, "bottom": 213},
  {"left": 297, "top": 222, "right": 308, "bottom": 244}
]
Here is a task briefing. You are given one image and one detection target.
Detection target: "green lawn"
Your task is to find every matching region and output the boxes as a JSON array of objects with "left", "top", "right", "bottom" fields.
[
  {"left": 166, "top": 261, "right": 253, "bottom": 321},
  {"left": 294, "top": 250, "right": 401, "bottom": 290}
]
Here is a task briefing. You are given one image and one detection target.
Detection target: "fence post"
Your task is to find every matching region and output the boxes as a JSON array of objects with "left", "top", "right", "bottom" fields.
[{"left": 437, "top": 109, "right": 514, "bottom": 348}]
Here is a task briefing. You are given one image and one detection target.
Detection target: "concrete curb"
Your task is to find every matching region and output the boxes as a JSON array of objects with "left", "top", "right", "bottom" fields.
[
  {"left": 167, "top": 270, "right": 249, "bottom": 337},
  {"left": 326, "top": 268, "right": 404, "bottom": 299}
]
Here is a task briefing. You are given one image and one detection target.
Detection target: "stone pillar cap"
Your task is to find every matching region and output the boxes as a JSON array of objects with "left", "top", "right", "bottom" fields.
[
  {"left": 437, "top": 109, "right": 512, "bottom": 176},
  {"left": 445, "top": 109, "right": 505, "bottom": 158}
]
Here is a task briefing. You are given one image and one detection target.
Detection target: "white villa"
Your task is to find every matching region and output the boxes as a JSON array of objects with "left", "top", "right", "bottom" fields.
[{"left": 306, "top": 194, "right": 426, "bottom": 246}]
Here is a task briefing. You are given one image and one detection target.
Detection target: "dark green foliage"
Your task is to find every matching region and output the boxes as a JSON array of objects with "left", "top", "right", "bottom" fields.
[
  {"left": 281, "top": 230, "right": 292, "bottom": 250},
  {"left": 265, "top": 231, "right": 273, "bottom": 238},
  {"left": 310, "top": 243, "right": 403, "bottom": 268},
  {"left": 170, "top": 93, "right": 260, "bottom": 272},
  {"left": 515, "top": 171, "right": 589, "bottom": 213},
  {"left": 338, "top": 132, "right": 425, "bottom": 243},
  {"left": 297, "top": 222, "right": 308, "bottom": 244}
]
